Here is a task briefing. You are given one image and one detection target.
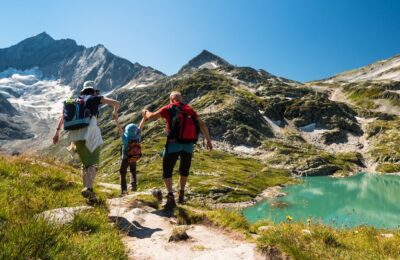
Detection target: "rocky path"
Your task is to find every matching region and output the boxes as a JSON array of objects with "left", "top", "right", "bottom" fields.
[{"left": 105, "top": 187, "right": 263, "bottom": 260}]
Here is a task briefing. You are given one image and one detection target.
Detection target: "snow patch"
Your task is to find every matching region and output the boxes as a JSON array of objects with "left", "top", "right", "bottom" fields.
[
  {"left": 199, "top": 61, "right": 220, "bottom": 70},
  {"left": 0, "top": 68, "right": 73, "bottom": 120}
]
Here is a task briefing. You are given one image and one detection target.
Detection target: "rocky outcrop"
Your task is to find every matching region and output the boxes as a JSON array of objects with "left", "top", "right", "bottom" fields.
[
  {"left": 295, "top": 157, "right": 341, "bottom": 176},
  {"left": 0, "top": 94, "right": 18, "bottom": 116},
  {"left": 284, "top": 95, "right": 363, "bottom": 135},
  {"left": 0, "top": 114, "right": 33, "bottom": 140},
  {"left": 205, "top": 98, "right": 274, "bottom": 147}
]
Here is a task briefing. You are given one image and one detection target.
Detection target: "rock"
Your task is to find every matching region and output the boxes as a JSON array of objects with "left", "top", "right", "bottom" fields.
[
  {"left": 284, "top": 95, "right": 363, "bottom": 136},
  {"left": 321, "top": 128, "right": 348, "bottom": 144},
  {"left": 263, "top": 246, "right": 291, "bottom": 260},
  {"left": 132, "top": 208, "right": 145, "bottom": 215},
  {"left": 299, "top": 165, "right": 341, "bottom": 176},
  {"left": 38, "top": 206, "right": 93, "bottom": 225},
  {"left": 258, "top": 225, "right": 275, "bottom": 233},
  {"left": 302, "top": 229, "right": 312, "bottom": 235},
  {"left": 169, "top": 226, "right": 190, "bottom": 242},
  {"left": 380, "top": 233, "right": 394, "bottom": 238},
  {"left": 151, "top": 189, "right": 163, "bottom": 202},
  {"left": 271, "top": 201, "right": 289, "bottom": 209}
]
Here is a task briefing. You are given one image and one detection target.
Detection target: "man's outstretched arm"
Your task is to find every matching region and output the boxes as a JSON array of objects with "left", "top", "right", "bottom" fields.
[
  {"left": 142, "top": 109, "right": 162, "bottom": 121},
  {"left": 198, "top": 117, "right": 212, "bottom": 150}
]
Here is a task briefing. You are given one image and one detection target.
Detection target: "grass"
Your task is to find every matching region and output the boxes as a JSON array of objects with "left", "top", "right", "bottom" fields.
[
  {"left": 255, "top": 223, "right": 400, "bottom": 259},
  {"left": 0, "top": 155, "right": 126, "bottom": 259}
]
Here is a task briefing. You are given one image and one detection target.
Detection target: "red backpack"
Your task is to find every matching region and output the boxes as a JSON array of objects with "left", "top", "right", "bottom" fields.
[
  {"left": 167, "top": 103, "right": 200, "bottom": 143},
  {"left": 126, "top": 141, "right": 142, "bottom": 163}
]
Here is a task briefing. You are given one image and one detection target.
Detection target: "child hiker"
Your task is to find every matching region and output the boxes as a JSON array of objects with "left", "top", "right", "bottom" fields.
[{"left": 120, "top": 117, "right": 146, "bottom": 195}]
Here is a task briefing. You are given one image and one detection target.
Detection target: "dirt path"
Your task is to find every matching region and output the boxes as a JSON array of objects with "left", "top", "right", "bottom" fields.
[{"left": 106, "top": 190, "right": 263, "bottom": 260}]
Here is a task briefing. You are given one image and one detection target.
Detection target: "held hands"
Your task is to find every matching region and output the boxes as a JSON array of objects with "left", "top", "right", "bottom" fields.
[
  {"left": 141, "top": 109, "right": 149, "bottom": 120},
  {"left": 112, "top": 111, "right": 118, "bottom": 120},
  {"left": 111, "top": 111, "right": 123, "bottom": 136}
]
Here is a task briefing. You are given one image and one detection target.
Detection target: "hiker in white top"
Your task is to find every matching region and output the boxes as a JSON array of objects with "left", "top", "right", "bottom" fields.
[{"left": 53, "top": 81, "right": 122, "bottom": 204}]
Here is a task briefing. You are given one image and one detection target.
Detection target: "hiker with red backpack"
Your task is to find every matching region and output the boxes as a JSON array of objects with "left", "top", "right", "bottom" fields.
[
  {"left": 119, "top": 117, "right": 145, "bottom": 195},
  {"left": 52, "top": 81, "right": 122, "bottom": 204},
  {"left": 142, "top": 91, "right": 212, "bottom": 209}
]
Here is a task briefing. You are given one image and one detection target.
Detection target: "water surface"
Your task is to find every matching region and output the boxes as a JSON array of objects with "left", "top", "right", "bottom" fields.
[{"left": 243, "top": 174, "right": 400, "bottom": 228}]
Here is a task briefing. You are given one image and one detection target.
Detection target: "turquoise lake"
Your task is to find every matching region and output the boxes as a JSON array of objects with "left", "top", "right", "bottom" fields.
[{"left": 243, "top": 174, "right": 400, "bottom": 228}]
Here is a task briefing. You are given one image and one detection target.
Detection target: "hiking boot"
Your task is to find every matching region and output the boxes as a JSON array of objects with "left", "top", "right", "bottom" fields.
[
  {"left": 178, "top": 190, "right": 185, "bottom": 204},
  {"left": 86, "top": 190, "right": 98, "bottom": 205},
  {"left": 131, "top": 183, "right": 137, "bottom": 191},
  {"left": 121, "top": 190, "right": 128, "bottom": 196},
  {"left": 81, "top": 187, "right": 91, "bottom": 198},
  {"left": 163, "top": 194, "right": 176, "bottom": 210}
]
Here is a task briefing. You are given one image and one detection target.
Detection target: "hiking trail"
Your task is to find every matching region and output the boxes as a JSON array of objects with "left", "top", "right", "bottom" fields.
[{"left": 103, "top": 184, "right": 263, "bottom": 260}]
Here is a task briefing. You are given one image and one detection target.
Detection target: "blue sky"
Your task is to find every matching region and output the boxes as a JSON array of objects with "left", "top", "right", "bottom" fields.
[{"left": 1, "top": 0, "right": 400, "bottom": 82}]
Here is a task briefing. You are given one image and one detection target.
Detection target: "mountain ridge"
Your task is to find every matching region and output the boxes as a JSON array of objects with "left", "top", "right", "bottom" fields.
[{"left": 0, "top": 32, "right": 165, "bottom": 93}]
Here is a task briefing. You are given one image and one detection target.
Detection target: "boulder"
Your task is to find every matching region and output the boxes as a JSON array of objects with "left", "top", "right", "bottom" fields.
[
  {"left": 263, "top": 246, "right": 291, "bottom": 260},
  {"left": 169, "top": 226, "right": 190, "bottom": 242},
  {"left": 38, "top": 206, "right": 93, "bottom": 225},
  {"left": 258, "top": 225, "right": 275, "bottom": 233},
  {"left": 302, "top": 229, "right": 312, "bottom": 235},
  {"left": 380, "top": 233, "right": 394, "bottom": 238}
]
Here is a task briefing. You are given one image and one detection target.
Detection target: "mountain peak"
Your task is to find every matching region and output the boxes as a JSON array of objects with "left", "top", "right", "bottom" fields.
[
  {"left": 35, "top": 32, "right": 54, "bottom": 40},
  {"left": 25, "top": 32, "right": 55, "bottom": 44},
  {"left": 178, "top": 50, "right": 230, "bottom": 73}
]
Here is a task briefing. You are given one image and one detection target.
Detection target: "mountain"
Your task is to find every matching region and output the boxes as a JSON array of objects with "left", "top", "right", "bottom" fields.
[
  {"left": 0, "top": 32, "right": 165, "bottom": 93},
  {"left": 179, "top": 50, "right": 231, "bottom": 73},
  {"left": 0, "top": 33, "right": 165, "bottom": 150}
]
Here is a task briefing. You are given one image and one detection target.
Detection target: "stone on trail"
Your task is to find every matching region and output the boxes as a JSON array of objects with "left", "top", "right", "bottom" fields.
[
  {"left": 38, "top": 206, "right": 93, "bottom": 225},
  {"left": 169, "top": 226, "right": 190, "bottom": 242}
]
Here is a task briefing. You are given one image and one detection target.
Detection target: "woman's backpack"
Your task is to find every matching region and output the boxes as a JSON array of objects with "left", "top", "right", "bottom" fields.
[
  {"left": 63, "top": 97, "right": 92, "bottom": 130},
  {"left": 126, "top": 140, "right": 142, "bottom": 163}
]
